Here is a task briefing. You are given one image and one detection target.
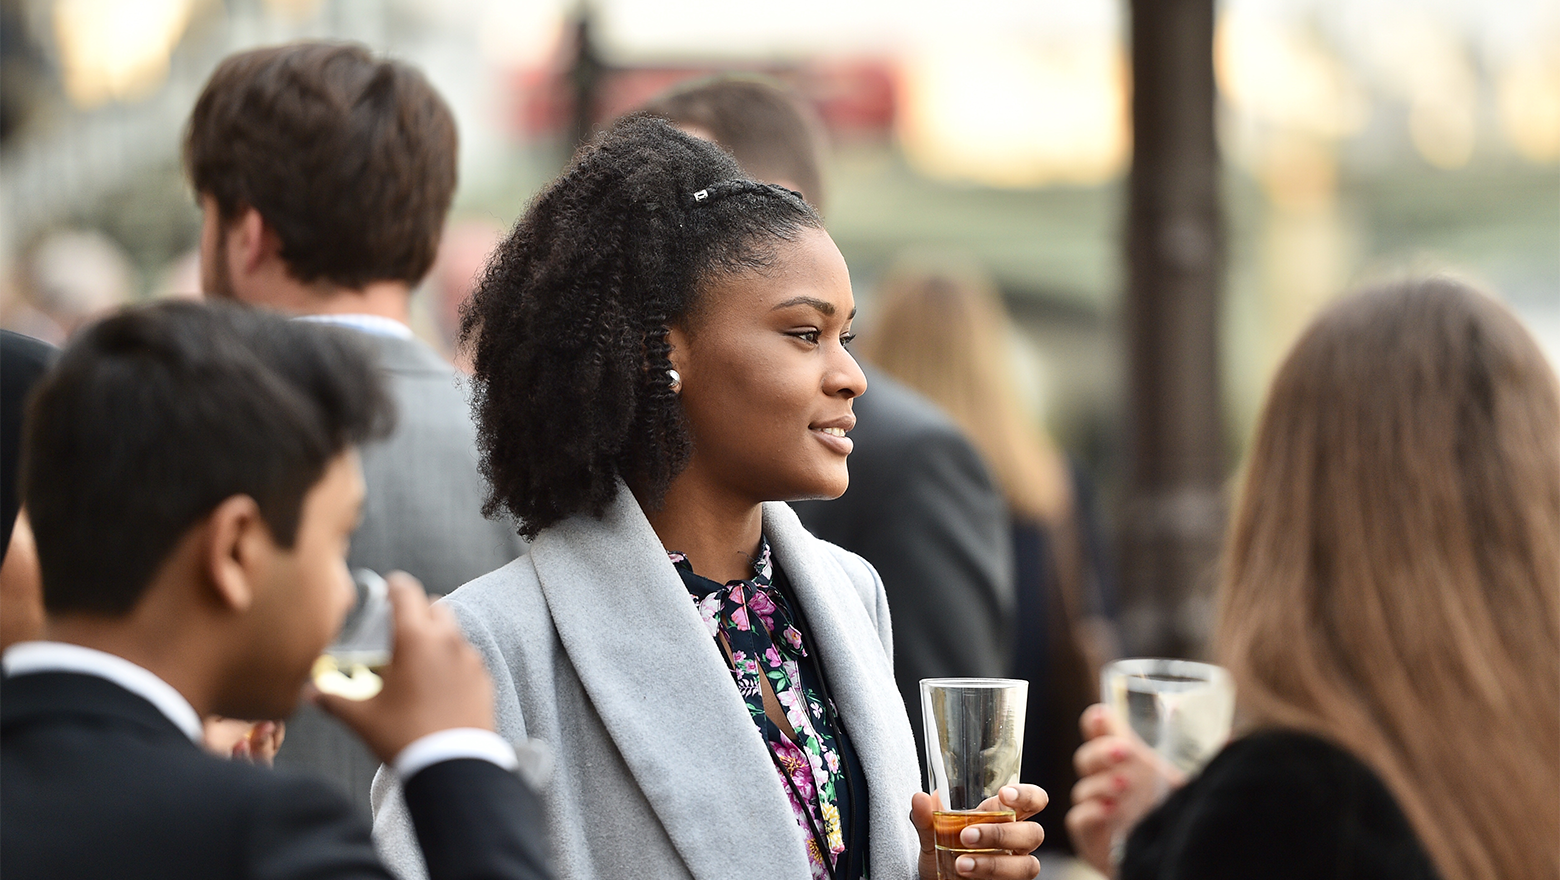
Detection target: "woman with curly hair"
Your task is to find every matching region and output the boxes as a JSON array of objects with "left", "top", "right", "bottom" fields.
[{"left": 372, "top": 115, "right": 1047, "bottom": 880}]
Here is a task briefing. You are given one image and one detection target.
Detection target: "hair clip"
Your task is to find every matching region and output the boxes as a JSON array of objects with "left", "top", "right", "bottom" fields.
[{"left": 692, "top": 189, "right": 709, "bottom": 202}]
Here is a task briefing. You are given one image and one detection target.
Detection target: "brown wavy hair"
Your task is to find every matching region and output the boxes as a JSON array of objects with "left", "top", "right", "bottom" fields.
[{"left": 1216, "top": 275, "right": 1560, "bottom": 880}]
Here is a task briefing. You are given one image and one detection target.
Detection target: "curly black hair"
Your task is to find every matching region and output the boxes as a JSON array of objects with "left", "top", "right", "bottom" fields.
[{"left": 464, "top": 114, "right": 823, "bottom": 537}]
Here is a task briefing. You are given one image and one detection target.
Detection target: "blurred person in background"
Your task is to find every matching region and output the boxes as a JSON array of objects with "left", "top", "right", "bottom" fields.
[
  {"left": 373, "top": 116, "right": 1047, "bottom": 880},
  {"left": 423, "top": 218, "right": 504, "bottom": 373},
  {"left": 862, "top": 261, "right": 1119, "bottom": 853},
  {"left": 3, "top": 229, "right": 135, "bottom": 345},
  {"left": 643, "top": 76, "right": 1015, "bottom": 771},
  {"left": 0, "top": 330, "right": 56, "bottom": 651},
  {"left": 2, "top": 300, "right": 549, "bottom": 880},
  {"left": 183, "top": 40, "right": 526, "bottom": 816},
  {"left": 1068, "top": 276, "right": 1560, "bottom": 879}
]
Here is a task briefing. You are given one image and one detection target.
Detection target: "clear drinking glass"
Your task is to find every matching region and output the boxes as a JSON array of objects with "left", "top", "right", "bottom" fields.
[
  {"left": 920, "top": 677, "right": 1028, "bottom": 880},
  {"left": 311, "top": 569, "right": 393, "bottom": 701},
  {"left": 1101, "top": 658, "right": 1234, "bottom": 775}
]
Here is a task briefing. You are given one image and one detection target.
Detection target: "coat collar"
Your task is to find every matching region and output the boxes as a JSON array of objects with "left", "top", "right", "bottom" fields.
[{"left": 527, "top": 485, "right": 813, "bottom": 879}]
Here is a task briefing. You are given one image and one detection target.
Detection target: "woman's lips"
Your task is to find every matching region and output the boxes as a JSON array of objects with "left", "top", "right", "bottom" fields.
[{"left": 811, "top": 425, "right": 854, "bottom": 454}]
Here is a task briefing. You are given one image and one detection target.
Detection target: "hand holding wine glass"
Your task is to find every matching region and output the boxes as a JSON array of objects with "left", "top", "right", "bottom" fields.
[
  {"left": 1066, "top": 704, "right": 1184, "bottom": 875},
  {"left": 1067, "top": 659, "right": 1234, "bottom": 875}
]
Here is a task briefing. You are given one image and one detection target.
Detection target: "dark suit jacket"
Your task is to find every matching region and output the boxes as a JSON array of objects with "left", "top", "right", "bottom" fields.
[
  {"left": 791, "top": 367, "right": 1013, "bottom": 767},
  {"left": 1, "top": 672, "right": 550, "bottom": 880},
  {"left": 1123, "top": 730, "right": 1439, "bottom": 880},
  {"left": 280, "top": 331, "right": 529, "bottom": 819}
]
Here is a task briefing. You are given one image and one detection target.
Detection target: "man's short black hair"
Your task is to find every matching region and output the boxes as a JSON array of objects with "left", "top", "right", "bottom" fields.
[
  {"left": 641, "top": 75, "right": 828, "bottom": 210},
  {"left": 184, "top": 42, "right": 458, "bottom": 288},
  {"left": 21, "top": 301, "right": 395, "bottom": 616}
]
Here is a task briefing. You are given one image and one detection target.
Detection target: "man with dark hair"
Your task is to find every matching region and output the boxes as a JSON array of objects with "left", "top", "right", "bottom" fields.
[
  {"left": 640, "top": 75, "right": 827, "bottom": 209},
  {"left": 1, "top": 301, "right": 549, "bottom": 879},
  {"left": 185, "top": 41, "right": 526, "bottom": 811},
  {"left": 642, "top": 76, "right": 1015, "bottom": 769}
]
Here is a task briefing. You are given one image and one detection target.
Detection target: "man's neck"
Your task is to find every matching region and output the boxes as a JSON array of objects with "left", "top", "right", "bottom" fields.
[
  {"left": 240, "top": 277, "right": 413, "bottom": 326},
  {"left": 46, "top": 610, "right": 219, "bottom": 719}
]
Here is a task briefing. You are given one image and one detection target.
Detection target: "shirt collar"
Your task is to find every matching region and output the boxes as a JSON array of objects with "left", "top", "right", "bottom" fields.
[
  {"left": 294, "top": 313, "right": 414, "bottom": 339},
  {"left": 3, "top": 641, "right": 204, "bottom": 743}
]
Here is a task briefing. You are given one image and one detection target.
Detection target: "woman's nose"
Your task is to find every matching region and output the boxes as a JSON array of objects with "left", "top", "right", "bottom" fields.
[{"left": 827, "top": 346, "right": 868, "bottom": 399}]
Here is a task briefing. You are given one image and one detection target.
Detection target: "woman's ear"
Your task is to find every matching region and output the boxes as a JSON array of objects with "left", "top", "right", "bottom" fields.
[
  {"left": 666, "top": 325, "right": 690, "bottom": 377},
  {"left": 202, "top": 495, "right": 269, "bottom": 613}
]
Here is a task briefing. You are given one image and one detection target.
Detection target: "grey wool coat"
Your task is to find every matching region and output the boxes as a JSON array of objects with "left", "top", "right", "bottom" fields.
[{"left": 372, "top": 484, "right": 924, "bottom": 880}]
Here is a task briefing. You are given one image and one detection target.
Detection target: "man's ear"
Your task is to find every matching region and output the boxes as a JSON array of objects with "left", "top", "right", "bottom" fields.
[
  {"left": 230, "top": 206, "right": 281, "bottom": 276},
  {"left": 202, "top": 495, "right": 272, "bottom": 613}
]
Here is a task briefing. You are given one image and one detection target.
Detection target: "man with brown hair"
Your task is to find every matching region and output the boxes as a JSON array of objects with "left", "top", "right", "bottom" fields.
[
  {"left": 642, "top": 76, "right": 1015, "bottom": 772},
  {"left": 184, "top": 41, "right": 526, "bottom": 817}
]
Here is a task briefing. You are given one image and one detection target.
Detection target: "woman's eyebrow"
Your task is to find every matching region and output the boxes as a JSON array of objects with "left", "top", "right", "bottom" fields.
[{"left": 771, "top": 296, "right": 855, "bottom": 320}]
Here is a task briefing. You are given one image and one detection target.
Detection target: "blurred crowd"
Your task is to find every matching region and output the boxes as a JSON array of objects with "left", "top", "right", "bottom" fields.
[{"left": 1, "top": 38, "right": 1555, "bottom": 880}]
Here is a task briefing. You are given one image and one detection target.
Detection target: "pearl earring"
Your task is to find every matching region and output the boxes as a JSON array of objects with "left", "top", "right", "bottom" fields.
[{"left": 667, "top": 369, "right": 682, "bottom": 393}]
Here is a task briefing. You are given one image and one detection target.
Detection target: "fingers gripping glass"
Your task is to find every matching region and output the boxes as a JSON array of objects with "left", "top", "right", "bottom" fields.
[{"left": 312, "top": 569, "right": 393, "bottom": 701}]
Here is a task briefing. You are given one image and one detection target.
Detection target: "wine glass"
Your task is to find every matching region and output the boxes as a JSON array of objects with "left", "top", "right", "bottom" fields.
[{"left": 1101, "top": 658, "right": 1234, "bottom": 775}]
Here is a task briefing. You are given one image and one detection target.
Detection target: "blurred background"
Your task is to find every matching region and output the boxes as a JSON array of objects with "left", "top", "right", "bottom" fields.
[{"left": 1, "top": 0, "right": 1555, "bottom": 655}]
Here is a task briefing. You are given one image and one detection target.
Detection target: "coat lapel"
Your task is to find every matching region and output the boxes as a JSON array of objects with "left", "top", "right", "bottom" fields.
[
  {"left": 764, "top": 501, "right": 924, "bottom": 879},
  {"left": 528, "top": 486, "right": 812, "bottom": 880}
]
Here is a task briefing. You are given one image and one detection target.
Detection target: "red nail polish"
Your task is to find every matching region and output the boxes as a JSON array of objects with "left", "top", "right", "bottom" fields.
[
  {"left": 1100, "top": 797, "right": 1116, "bottom": 812},
  {"left": 1109, "top": 746, "right": 1127, "bottom": 762},
  {"left": 1113, "top": 774, "right": 1128, "bottom": 793}
]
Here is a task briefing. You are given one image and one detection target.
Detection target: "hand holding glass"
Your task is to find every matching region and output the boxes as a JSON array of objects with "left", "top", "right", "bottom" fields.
[{"left": 920, "top": 678, "right": 1027, "bottom": 880}]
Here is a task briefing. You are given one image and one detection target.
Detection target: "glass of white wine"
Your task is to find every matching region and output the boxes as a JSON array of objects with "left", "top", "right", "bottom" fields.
[
  {"left": 312, "top": 569, "right": 393, "bottom": 701},
  {"left": 1101, "top": 658, "right": 1234, "bottom": 776}
]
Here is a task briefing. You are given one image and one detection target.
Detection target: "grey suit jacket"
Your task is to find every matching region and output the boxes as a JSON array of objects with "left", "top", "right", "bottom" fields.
[
  {"left": 372, "top": 485, "right": 923, "bottom": 880},
  {"left": 277, "top": 331, "right": 527, "bottom": 818},
  {"left": 791, "top": 368, "right": 1014, "bottom": 772}
]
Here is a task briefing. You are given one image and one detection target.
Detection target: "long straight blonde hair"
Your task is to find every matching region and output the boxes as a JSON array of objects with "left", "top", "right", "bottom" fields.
[
  {"left": 1216, "top": 276, "right": 1560, "bottom": 880},
  {"left": 861, "top": 264, "right": 1070, "bottom": 525}
]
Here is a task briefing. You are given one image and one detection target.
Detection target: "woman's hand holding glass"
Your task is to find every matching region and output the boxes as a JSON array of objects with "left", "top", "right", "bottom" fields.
[
  {"left": 912, "top": 785, "right": 1047, "bottom": 880},
  {"left": 1065, "top": 704, "right": 1186, "bottom": 875}
]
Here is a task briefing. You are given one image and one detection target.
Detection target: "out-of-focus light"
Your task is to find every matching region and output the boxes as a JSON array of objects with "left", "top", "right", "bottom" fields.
[
  {"left": 1498, "top": 51, "right": 1560, "bottom": 164},
  {"left": 896, "top": 38, "right": 1127, "bottom": 188},
  {"left": 53, "top": 0, "right": 195, "bottom": 108},
  {"left": 1355, "top": 12, "right": 1478, "bottom": 168},
  {"left": 262, "top": 0, "right": 323, "bottom": 21},
  {"left": 1215, "top": 11, "right": 1368, "bottom": 140},
  {"left": 477, "top": 0, "right": 567, "bottom": 68},
  {"left": 1410, "top": 91, "right": 1475, "bottom": 169}
]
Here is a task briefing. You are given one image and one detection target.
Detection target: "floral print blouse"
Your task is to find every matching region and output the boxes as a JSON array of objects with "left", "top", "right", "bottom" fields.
[{"left": 671, "top": 537, "right": 863, "bottom": 880}]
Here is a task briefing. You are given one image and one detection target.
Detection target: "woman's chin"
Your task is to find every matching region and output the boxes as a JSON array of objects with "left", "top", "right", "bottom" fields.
[{"left": 782, "top": 474, "right": 850, "bottom": 503}]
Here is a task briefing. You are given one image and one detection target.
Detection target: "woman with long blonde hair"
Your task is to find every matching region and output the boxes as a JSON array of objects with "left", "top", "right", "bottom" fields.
[
  {"left": 863, "top": 261, "right": 1117, "bottom": 852},
  {"left": 1070, "top": 275, "right": 1560, "bottom": 879}
]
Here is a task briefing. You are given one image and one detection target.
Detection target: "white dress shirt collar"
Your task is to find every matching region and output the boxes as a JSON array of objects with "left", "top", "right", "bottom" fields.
[
  {"left": 3, "top": 641, "right": 204, "bottom": 743},
  {"left": 295, "top": 313, "right": 414, "bottom": 339}
]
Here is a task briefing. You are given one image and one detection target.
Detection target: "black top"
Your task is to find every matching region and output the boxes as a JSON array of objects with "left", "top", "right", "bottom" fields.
[
  {"left": 1, "top": 671, "right": 551, "bottom": 880},
  {"left": 1123, "top": 729, "right": 1440, "bottom": 880}
]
